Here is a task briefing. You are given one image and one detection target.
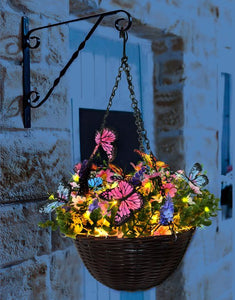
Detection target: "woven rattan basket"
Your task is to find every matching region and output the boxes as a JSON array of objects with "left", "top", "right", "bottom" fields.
[{"left": 74, "top": 228, "right": 195, "bottom": 291}]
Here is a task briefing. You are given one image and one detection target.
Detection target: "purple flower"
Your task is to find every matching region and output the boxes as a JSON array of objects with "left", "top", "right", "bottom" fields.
[
  {"left": 160, "top": 194, "right": 174, "bottom": 225},
  {"left": 130, "top": 166, "right": 146, "bottom": 186},
  {"left": 89, "top": 199, "right": 99, "bottom": 212}
]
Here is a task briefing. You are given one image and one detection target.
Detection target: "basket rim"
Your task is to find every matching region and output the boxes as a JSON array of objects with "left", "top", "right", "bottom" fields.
[{"left": 76, "top": 227, "right": 196, "bottom": 242}]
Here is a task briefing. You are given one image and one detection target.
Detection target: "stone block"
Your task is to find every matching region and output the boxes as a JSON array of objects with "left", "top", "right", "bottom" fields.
[
  {"left": 157, "top": 265, "right": 186, "bottom": 300},
  {"left": 154, "top": 90, "right": 183, "bottom": 106},
  {"left": 0, "top": 130, "right": 71, "bottom": 203},
  {"left": 163, "top": 59, "right": 183, "bottom": 75},
  {"left": 52, "top": 229, "right": 73, "bottom": 252},
  {"left": 50, "top": 247, "right": 82, "bottom": 299},
  {"left": 0, "top": 203, "right": 51, "bottom": 267},
  {"left": 0, "top": 63, "right": 23, "bottom": 128},
  {"left": 155, "top": 100, "right": 184, "bottom": 130},
  {"left": 152, "top": 39, "right": 168, "bottom": 55},
  {"left": 155, "top": 135, "right": 184, "bottom": 171},
  {"left": 8, "top": 0, "right": 69, "bottom": 18},
  {"left": 70, "top": 0, "right": 98, "bottom": 14},
  {"left": 171, "top": 36, "right": 184, "bottom": 51},
  {"left": 0, "top": 11, "right": 22, "bottom": 63},
  {"left": 46, "top": 25, "right": 69, "bottom": 67},
  {"left": 0, "top": 256, "right": 49, "bottom": 299},
  {"left": 30, "top": 66, "right": 71, "bottom": 129},
  {"left": 0, "top": 63, "right": 70, "bottom": 129}
]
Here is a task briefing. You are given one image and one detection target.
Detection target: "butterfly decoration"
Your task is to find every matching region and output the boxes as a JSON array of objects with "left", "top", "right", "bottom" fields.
[
  {"left": 108, "top": 163, "right": 125, "bottom": 181},
  {"left": 39, "top": 183, "right": 69, "bottom": 214},
  {"left": 39, "top": 201, "right": 65, "bottom": 214},
  {"left": 100, "top": 180, "right": 143, "bottom": 226},
  {"left": 91, "top": 128, "right": 116, "bottom": 161},
  {"left": 134, "top": 149, "right": 168, "bottom": 169},
  {"left": 177, "top": 163, "right": 209, "bottom": 194},
  {"left": 88, "top": 177, "right": 103, "bottom": 189}
]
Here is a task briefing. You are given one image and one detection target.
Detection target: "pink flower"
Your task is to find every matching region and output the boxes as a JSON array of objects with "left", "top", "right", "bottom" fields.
[
  {"left": 162, "top": 183, "right": 177, "bottom": 197},
  {"left": 74, "top": 162, "right": 82, "bottom": 174},
  {"left": 70, "top": 182, "right": 79, "bottom": 188},
  {"left": 97, "top": 169, "right": 114, "bottom": 183},
  {"left": 98, "top": 201, "right": 111, "bottom": 216}
]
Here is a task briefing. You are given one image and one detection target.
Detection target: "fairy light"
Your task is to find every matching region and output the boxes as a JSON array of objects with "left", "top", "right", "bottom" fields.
[
  {"left": 204, "top": 206, "right": 210, "bottom": 212},
  {"left": 110, "top": 200, "right": 117, "bottom": 208}
]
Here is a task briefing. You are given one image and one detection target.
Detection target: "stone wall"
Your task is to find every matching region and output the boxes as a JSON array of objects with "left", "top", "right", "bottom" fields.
[
  {"left": 0, "top": 1, "right": 82, "bottom": 299},
  {"left": 0, "top": 0, "right": 233, "bottom": 299}
]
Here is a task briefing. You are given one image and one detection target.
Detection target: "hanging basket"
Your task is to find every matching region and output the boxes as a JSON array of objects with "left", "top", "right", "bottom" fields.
[
  {"left": 74, "top": 228, "right": 195, "bottom": 291},
  {"left": 39, "top": 28, "right": 219, "bottom": 292}
]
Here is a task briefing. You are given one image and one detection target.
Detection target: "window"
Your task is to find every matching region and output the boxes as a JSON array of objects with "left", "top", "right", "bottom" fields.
[{"left": 220, "top": 73, "right": 233, "bottom": 219}]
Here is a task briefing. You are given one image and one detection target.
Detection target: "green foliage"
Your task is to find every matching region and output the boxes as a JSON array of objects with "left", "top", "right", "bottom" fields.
[
  {"left": 38, "top": 220, "right": 58, "bottom": 231},
  {"left": 90, "top": 208, "right": 102, "bottom": 224}
]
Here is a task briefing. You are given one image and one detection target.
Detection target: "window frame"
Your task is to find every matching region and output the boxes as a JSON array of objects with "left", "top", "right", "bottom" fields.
[{"left": 217, "top": 50, "right": 234, "bottom": 225}]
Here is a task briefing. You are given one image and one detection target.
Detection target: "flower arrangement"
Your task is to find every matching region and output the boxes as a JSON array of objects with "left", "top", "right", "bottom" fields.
[{"left": 39, "top": 128, "right": 219, "bottom": 239}]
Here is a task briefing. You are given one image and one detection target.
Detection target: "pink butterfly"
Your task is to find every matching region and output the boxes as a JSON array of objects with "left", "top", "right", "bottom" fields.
[
  {"left": 92, "top": 128, "right": 116, "bottom": 161},
  {"left": 100, "top": 180, "right": 143, "bottom": 226}
]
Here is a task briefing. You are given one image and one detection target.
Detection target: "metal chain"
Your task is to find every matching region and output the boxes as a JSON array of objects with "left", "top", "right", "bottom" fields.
[
  {"left": 122, "top": 56, "right": 151, "bottom": 152},
  {"left": 100, "top": 55, "right": 151, "bottom": 153},
  {"left": 100, "top": 63, "right": 124, "bottom": 131}
]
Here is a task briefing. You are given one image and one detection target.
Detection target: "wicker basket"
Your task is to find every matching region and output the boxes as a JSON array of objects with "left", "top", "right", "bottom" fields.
[{"left": 74, "top": 228, "right": 195, "bottom": 291}]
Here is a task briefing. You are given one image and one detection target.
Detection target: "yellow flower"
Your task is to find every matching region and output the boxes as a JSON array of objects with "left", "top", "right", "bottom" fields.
[
  {"left": 141, "top": 180, "right": 154, "bottom": 196},
  {"left": 97, "top": 218, "right": 110, "bottom": 227},
  {"left": 73, "top": 221, "right": 83, "bottom": 235},
  {"left": 204, "top": 206, "right": 210, "bottom": 213},
  {"left": 72, "top": 174, "right": 79, "bottom": 182},
  {"left": 49, "top": 194, "right": 55, "bottom": 200},
  {"left": 173, "top": 213, "right": 181, "bottom": 225},
  {"left": 182, "top": 195, "right": 195, "bottom": 205},
  {"left": 83, "top": 211, "right": 94, "bottom": 225},
  {"left": 70, "top": 214, "right": 83, "bottom": 234},
  {"left": 156, "top": 161, "right": 167, "bottom": 168},
  {"left": 150, "top": 194, "right": 163, "bottom": 203},
  {"left": 93, "top": 227, "right": 108, "bottom": 237},
  {"left": 150, "top": 211, "right": 160, "bottom": 224}
]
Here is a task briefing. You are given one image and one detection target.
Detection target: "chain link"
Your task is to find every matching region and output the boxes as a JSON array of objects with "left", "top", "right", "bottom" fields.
[
  {"left": 100, "top": 55, "right": 151, "bottom": 153},
  {"left": 100, "top": 64, "right": 124, "bottom": 131}
]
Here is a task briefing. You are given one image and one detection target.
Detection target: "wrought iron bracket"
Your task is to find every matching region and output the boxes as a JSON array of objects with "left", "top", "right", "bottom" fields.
[{"left": 22, "top": 10, "right": 132, "bottom": 128}]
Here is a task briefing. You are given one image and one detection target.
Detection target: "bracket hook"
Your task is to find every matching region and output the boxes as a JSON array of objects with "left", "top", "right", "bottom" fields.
[{"left": 22, "top": 10, "right": 132, "bottom": 128}]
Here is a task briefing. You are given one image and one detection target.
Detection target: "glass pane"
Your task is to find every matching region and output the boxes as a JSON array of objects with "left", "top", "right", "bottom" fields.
[
  {"left": 221, "top": 73, "right": 232, "bottom": 175},
  {"left": 79, "top": 108, "right": 141, "bottom": 172},
  {"left": 221, "top": 183, "right": 232, "bottom": 219}
]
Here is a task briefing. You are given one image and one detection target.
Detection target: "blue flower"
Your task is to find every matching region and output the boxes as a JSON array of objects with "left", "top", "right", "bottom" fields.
[
  {"left": 89, "top": 199, "right": 99, "bottom": 212},
  {"left": 160, "top": 194, "right": 174, "bottom": 225},
  {"left": 88, "top": 177, "right": 103, "bottom": 189}
]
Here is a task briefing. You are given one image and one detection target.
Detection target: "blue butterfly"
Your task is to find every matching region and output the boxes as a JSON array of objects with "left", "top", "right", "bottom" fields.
[
  {"left": 39, "top": 201, "right": 65, "bottom": 214},
  {"left": 177, "top": 163, "right": 209, "bottom": 192},
  {"left": 88, "top": 177, "right": 103, "bottom": 189}
]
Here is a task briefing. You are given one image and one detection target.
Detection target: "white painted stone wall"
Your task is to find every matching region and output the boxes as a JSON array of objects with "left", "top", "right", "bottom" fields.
[{"left": 0, "top": 0, "right": 234, "bottom": 299}]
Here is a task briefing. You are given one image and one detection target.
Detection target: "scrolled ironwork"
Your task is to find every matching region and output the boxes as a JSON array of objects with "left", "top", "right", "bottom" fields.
[{"left": 22, "top": 10, "right": 132, "bottom": 127}]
